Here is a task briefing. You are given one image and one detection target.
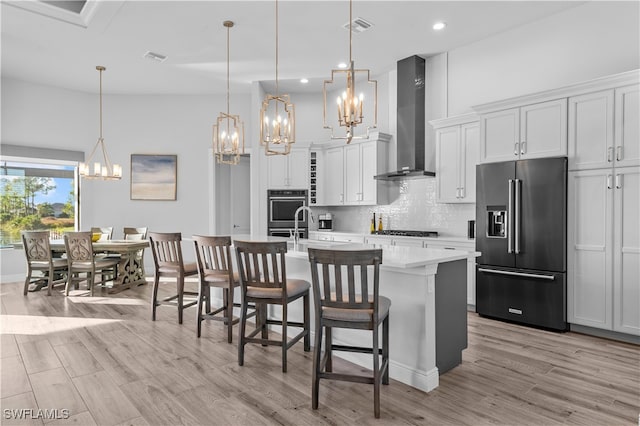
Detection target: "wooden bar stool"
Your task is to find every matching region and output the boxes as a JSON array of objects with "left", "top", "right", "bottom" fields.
[
  {"left": 235, "top": 240, "right": 310, "bottom": 372},
  {"left": 307, "top": 248, "right": 390, "bottom": 418},
  {"left": 148, "top": 232, "right": 198, "bottom": 324},
  {"left": 193, "top": 235, "right": 256, "bottom": 342}
]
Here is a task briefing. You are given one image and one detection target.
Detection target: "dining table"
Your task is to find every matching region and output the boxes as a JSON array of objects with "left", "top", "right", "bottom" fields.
[{"left": 50, "top": 239, "right": 149, "bottom": 294}]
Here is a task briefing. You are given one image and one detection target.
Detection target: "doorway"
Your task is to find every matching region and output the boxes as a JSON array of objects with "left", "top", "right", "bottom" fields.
[{"left": 212, "top": 154, "right": 250, "bottom": 235}]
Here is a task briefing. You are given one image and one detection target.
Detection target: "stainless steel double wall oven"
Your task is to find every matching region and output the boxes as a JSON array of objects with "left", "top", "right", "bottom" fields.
[{"left": 267, "top": 189, "right": 308, "bottom": 239}]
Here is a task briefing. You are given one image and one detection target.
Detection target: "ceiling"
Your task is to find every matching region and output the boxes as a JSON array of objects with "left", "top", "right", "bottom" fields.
[{"left": 1, "top": 0, "right": 585, "bottom": 95}]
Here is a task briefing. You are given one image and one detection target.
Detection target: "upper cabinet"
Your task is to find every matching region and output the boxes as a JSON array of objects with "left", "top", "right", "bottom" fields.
[
  {"left": 614, "top": 84, "right": 640, "bottom": 168},
  {"left": 267, "top": 148, "right": 309, "bottom": 189},
  {"left": 431, "top": 114, "right": 479, "bottom": 203},
  {"left": 312, "top": 132, "right": 390, "bottom": 206},
  {"left": 568, "top": 83, "right": 639, "bottom": 171},
  {"left": 478, "top": 98, "right": 567, "bottom": 163}
]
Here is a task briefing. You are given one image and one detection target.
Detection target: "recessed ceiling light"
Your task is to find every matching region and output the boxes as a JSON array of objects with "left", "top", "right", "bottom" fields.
[
  {"left": 338, "top": 62, "right": 347, "bottom": 69},
  {"left": 300, "top": 78, "right": 309, "bottom": 84},
  {"left": 433, "top": 22, "right": 446, "bottom": 31}
]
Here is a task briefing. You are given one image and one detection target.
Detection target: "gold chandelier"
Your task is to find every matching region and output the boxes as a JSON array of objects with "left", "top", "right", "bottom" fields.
[
  {"left": 260, "top": 0, "right": 295, "bottom": 155},
  {"left": 213, "top": 20, "right": 245, "bottom": 165},
  {"left": 79, "top": 66, "right": 122, "bottom": 180},
  {"left": 323, "top": 0, "right": 377, "bottom": 144}
]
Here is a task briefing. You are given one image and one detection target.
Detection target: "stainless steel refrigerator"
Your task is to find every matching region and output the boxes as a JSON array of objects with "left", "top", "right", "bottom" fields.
[{"left": 475, "top": 157, "right": 567, "bottom": 331}]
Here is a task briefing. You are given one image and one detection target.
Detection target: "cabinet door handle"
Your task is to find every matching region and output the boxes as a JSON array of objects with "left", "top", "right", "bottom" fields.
[
  {"left": 615, "top": 174, "right": 622, "bottom": 189},
  {"left": 520, "top": 141, "right": 526, "bottom": 155},
  {"left": 616, "top": 146, "right": 623, "bottom": 162},
  {"left": 460, "top": 186, "right": 465, "bottom": 198},
  {"left": 514, "top": 142, "right": 519, "bottom": 156},
  {"left": 607, "top": 147, "right": 613, "bottom": 162},
  {"left": 607, "top": 174, "right": 612, "bottom": 189}
]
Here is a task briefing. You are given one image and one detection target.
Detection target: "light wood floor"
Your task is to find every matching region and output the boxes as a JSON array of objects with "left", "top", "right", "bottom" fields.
[{"left": 1, "top": 279, "right": 638, "bottom": 425}]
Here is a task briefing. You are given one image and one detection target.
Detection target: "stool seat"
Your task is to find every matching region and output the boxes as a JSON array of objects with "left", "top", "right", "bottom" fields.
[
  {"left": 158, "top": 262, "right": 197, "bottom": 275},
  {"left": 246, "top": 278, "right": 310, "bottom": 299},
  {"left": 323, "top": 295, "right": 390, "bottom": 323}
]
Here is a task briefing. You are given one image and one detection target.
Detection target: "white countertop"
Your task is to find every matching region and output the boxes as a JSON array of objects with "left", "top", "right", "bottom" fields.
[
  {"left": 310, "top": 231, "right": 475, "bottom": 245},
  {"left": 232, "top": 235, "right": 478, "bottom": 269}
]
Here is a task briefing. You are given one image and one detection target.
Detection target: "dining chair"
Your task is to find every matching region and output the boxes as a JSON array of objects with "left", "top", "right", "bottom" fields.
[
  {"left": 307, "top": 248, "right": 390, "bottom": 418},
  {"left": 63, "top": 231, "right": 119, "bottom": 296},
  {"left": 90, "top": 227, "right": 113, "bottom": 241},
  {"left": 148, "top": 232, "right": 198, "bottom": 324},
  {"left": 21, "top": 231, "right": 68, "bottom": 296},
  {"left": 193, "top": 235, "right": 255, "bottom": 342},
  {"left": 123, "top": 227, "right": 148, "bottom": 240},
  {"left": 235, "top": 240, "right": 310, "bottom": 373}
]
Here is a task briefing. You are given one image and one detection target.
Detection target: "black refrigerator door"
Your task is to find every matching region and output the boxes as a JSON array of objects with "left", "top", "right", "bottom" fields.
[
  {"left": 476, "top": 161, "right": 516, "bottom": 268},
  {"left": 515, "top": 157, "right": 567, "bottom": 272},
  {"left": 476, "top": 265, "right": 567, "bottom": 331}
]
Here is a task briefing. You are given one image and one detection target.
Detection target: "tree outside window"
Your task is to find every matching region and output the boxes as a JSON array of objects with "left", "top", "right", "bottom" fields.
[{"left": 0, "top": 160, "right": 77, "bottom": 247}]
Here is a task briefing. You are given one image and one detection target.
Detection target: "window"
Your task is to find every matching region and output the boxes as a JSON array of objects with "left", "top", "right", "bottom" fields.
[{"left": 0, "top": 157, "right": 78, "bottom": 247}]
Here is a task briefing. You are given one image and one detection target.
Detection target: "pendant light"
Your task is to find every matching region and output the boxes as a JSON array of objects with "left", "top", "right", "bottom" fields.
[
  {"left": 260, "top": 0, "right": 295, "bottom": 155},
  {"left": 323, "top": 0, "right": 377, "bottom": 144},
  {"left": 79, "top": 66, "right": 122, "bottom": 180},
  {"left": 213, "top": 20, "right": 245, "bottom": 165}
]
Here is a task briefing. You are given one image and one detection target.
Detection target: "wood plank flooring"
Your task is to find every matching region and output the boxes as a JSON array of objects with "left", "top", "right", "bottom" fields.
[{"left": 1, "top": 280, "right": 638, "bottom": 425}]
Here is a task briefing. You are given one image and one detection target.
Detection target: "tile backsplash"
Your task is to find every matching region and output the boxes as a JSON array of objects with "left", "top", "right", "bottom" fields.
[{"left": 311, "top": 178, "right": 475, "bottom": 238}]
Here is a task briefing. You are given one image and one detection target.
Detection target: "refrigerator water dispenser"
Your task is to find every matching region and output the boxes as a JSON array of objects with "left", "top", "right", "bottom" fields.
[{"left": 487, "top": 209, "right": 507, "bottom": 238}]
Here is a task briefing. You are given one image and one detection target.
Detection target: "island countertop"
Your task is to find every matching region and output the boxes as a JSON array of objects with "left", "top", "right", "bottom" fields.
[{"left": 231, "top": 235, "right": 479, "bottom": 269}]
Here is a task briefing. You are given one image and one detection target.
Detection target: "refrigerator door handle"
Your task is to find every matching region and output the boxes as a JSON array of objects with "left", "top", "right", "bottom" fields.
[
  {"left": 478, "top": 267, "right": 556, "bottom": 281},
  {"left": 508, "top": 179, "right": 514, "bottom": 254},
  {"left": 514, "top": 178, "right": 521, "bottom": 254}
]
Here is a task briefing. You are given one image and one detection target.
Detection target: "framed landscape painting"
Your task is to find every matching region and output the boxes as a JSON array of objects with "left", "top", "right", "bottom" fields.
[{"left": 130, "top": 154, "right": 177, "bottom": 200}]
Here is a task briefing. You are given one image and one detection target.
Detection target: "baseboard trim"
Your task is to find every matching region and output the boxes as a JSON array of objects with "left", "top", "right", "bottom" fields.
[{"left": 570, "top": 323, "right": 640, "bottom": 345}]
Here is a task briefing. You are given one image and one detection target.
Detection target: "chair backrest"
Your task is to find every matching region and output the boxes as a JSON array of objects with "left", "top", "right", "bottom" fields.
[
  {"left": 148, "top": 232, "right": 186, "bottom": 273},
  {"left": 193, "top": 235, "right": 233, "bottom": 280},
  {"left": 234, "top": 240, "right": 288, "bottom": 293},
  {"left": 21, "top": 231, "right": 53, "bottom": 263},
  {"left": 90, "top": 227, "right": 113, "bottom": 241},
  {"left": 64, "top": 232, "right": 95, "bottom": 262},
  {"left": 124, "top": 227, "right": 148, "bottom": 240},
  {"left": 307, "top": 248, "right": 383, "bottom": 314}
]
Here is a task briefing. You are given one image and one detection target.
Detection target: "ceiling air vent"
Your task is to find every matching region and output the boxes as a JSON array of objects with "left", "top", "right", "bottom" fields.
[
  {"left": 143, "top": 51, "right": 168, "bottom": 63},
  {"left": 342, "top": 17, "right": 374, "bottom": 34}
]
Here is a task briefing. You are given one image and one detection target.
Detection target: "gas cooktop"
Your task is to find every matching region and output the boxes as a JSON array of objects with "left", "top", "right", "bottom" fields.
[{"left": 372, "top": 230, "right": 439, "bottom": 237}]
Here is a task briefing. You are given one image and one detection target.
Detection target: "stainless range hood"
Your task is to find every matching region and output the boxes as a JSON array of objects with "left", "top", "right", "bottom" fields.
[{"left": 375, "top": 55, "right": 435, "bottom": 180}]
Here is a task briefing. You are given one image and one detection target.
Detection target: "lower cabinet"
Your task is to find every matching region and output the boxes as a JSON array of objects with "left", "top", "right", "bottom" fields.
[{"left": 568, "top": 166, "right": 639, "bottom": 335}]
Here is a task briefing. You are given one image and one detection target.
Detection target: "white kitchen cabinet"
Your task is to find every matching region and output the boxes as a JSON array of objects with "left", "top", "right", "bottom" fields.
[
  {"left": 432, "top": 114, "right": 479, "bottom": 203},
  {"left": 568, "top": 167, "right": 640, "bottom": 335},
  {"left": 323, "top": 147, "right": 344, "bottom": 205},
  {"left": 317, "top": 133, "right": 390, "bottom": 206},
  {"left": 479, "top": 98, "right": 567, "bottom": 163},
  {"left": 614, "top": 84, "right": 640, "bottom": 168},
  {"left": 344, "top": 139, "right": 389, "bottom": 205},
  {"left": 267, "top": 148, "right": 309, "bottom": 189},
  {"left": 568, "top": 90, "right": 615, "bottom": 170},
  {"left": 364, "top": 235, "right": 393, "bottom": 247},
  {"left": 568, "top": 85, "right": 639, "bottom": 171},
  {"left": 613, "top": 167, "right": 640, "bottom": 335}
]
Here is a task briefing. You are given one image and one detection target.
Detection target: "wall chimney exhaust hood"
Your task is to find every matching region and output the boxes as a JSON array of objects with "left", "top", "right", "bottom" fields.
[{"left": 375, "top": 55, "right": 435, "bottom": 180}]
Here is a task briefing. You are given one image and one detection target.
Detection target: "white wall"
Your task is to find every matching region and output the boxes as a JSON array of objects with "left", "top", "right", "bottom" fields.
[
  {"left": 1, "top": 77, "right": 252, "bottom": 278},
  {"left": 447, "top": 1, "right": 640, "bottom": 115}
]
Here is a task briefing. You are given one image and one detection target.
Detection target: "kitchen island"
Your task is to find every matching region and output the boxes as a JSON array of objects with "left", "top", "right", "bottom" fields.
[{"left": 232, "top": 235, "right": 479, "bottom": 393}]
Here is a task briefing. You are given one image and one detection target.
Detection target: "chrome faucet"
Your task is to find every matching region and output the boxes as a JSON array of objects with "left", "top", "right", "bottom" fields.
[{"left": 293, "top": 206, "right": 314, "bottom": 244}]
